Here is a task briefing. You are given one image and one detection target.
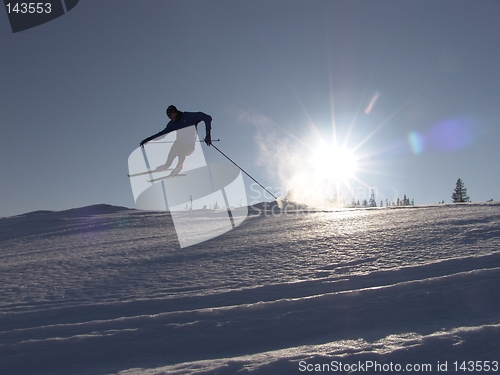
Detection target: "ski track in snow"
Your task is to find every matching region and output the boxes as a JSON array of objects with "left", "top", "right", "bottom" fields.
[{"left": 1, "top": 203, "right": 500, "bottom": 374}]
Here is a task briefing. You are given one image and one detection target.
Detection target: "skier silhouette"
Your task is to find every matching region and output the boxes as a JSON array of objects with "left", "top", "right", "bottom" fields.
[{"left": 140, "top": 105, "right": 212, "bottom": 176}]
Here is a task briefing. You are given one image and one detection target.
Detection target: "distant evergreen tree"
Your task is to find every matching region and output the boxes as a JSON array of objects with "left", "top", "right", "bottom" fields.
[
  {"left": 369, "top": 190, "right": 377, "bottom": 207},
  {"left": 402, "top": 194, "right": 408, "bottom": 206},
  {"left": 452, "top": 178, "right": 470, "bottom": 203}
]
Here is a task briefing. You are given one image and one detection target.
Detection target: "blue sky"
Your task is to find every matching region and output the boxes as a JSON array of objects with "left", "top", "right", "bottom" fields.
[{"left": 1, "top": 0, "right": 499, "bottom": 217}]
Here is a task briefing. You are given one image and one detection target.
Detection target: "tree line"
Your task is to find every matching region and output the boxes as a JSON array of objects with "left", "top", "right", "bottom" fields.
[
  {"left": 353, "top": 178, "right": 473, "bottom": 207},
  {"left": 350, "top": 190, "right": 414, "bottom": 208}
]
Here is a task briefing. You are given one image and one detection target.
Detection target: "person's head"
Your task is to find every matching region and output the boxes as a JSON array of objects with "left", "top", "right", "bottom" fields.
[{"left": 166, "top": 105, "right": 179, "bottom": 120}]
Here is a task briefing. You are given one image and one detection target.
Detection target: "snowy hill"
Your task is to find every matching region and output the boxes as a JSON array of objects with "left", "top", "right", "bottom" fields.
[{"left": 1, "top": 203, "right": 499, "bottom": 374}]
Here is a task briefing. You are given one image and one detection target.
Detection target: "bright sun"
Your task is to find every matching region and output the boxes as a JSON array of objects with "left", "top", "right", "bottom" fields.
[{"left": 308, "top": 145, "right": 358, "bottom": 183}]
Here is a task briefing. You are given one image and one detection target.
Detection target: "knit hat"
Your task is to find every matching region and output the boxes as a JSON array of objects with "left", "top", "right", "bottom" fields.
[{"left": 166, "top": 105, "right": 178, "bottom": 116}]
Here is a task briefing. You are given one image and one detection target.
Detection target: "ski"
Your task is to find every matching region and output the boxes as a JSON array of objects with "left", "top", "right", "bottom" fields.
[
  {"left": 148, "top": 174, "right": 186, "bottom": 182},
  {"left": 128, "top": 169, "right": 173, "bottom": 177}
]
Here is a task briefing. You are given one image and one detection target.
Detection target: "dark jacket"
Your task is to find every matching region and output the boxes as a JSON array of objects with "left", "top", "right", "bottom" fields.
[{"left": 141, "top": 112, "right": 212, "bottom": 145}]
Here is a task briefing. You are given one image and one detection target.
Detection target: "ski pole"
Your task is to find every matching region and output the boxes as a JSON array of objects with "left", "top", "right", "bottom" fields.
[
  {"left": 152, "top": 139, "right": 220, "bottom": 144},
  {"left": 210, "top": 144, "right": 281, "bottom": 204}
]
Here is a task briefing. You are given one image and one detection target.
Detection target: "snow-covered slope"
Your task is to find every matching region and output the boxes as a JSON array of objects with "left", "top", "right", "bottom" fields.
[{"left": 1, "top": 203, "right": 499, "bottom": 374}]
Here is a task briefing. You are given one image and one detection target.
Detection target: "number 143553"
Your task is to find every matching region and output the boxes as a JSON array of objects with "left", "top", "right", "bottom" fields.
[
  {"left": 5, "top": 3, "right": 52, "bottom": 14},
  {"left": 453, "top": 361, "right": 499, "bottom": 372}
]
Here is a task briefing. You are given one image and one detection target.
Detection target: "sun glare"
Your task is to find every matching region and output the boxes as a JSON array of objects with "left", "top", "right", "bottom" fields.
[{"left": 309, "top": 145, "right": 358, "bottom": 183}]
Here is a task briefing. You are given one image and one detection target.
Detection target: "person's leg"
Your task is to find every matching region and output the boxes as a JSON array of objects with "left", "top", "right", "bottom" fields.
[
  {"left": 170, "top": 154, "right": 186, "bottom": 176},
  {"left": 155, "top": 143, "right": 181, "bottom": 172},
  {"left": 170, "top": 144, "right": 194, "bottom": 176}
]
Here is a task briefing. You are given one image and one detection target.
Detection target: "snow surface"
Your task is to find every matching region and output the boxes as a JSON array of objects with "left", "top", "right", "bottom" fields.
[{"left": 1, "top": 202, "right": 500, "bottom": 375}]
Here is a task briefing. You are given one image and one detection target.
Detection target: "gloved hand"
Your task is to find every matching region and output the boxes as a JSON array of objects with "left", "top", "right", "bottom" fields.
[{"left": 204, "top": 131, "right": 212, "bottom": 146}]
